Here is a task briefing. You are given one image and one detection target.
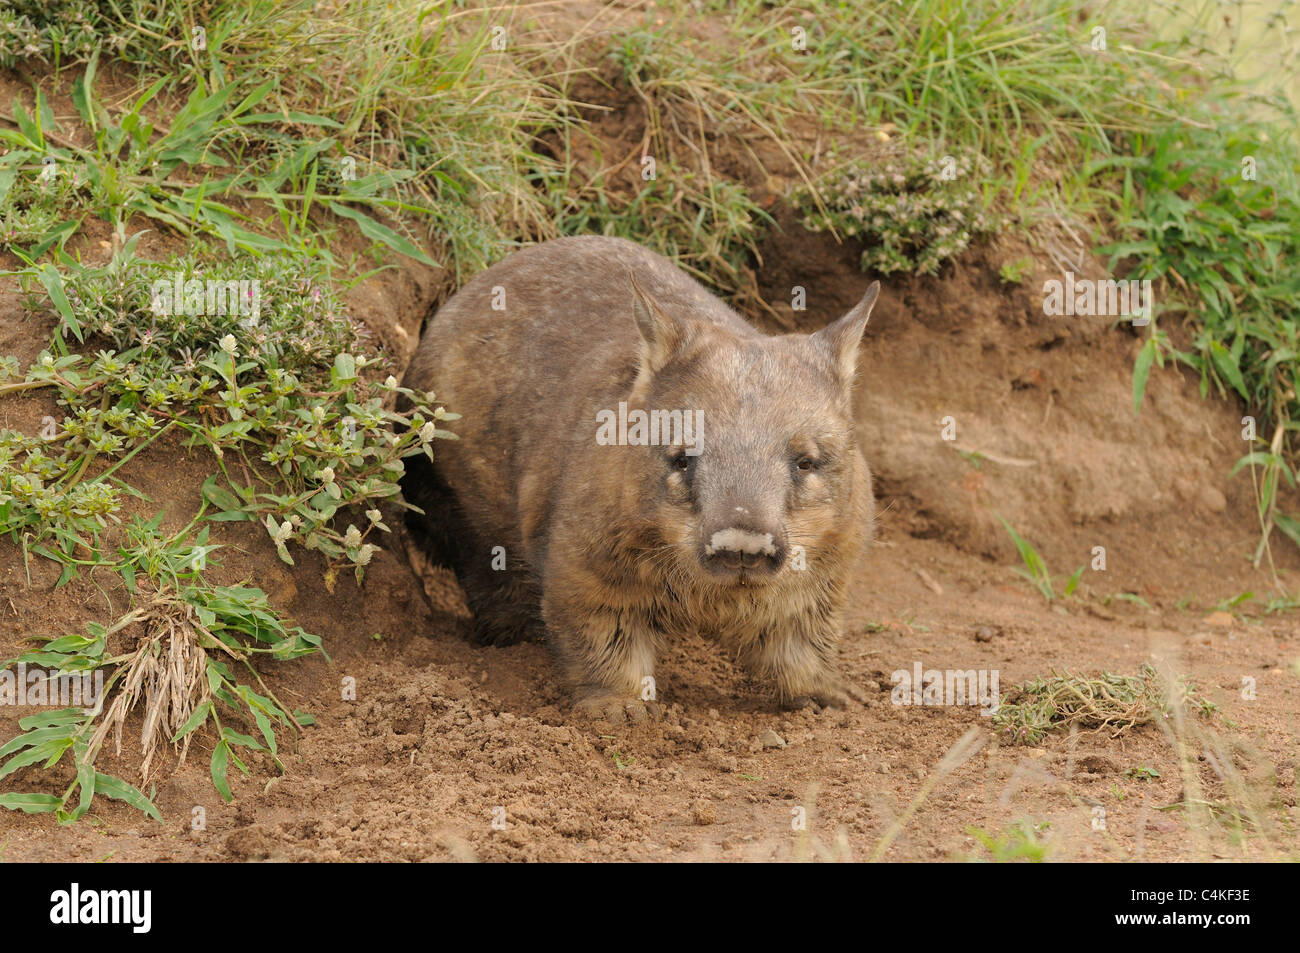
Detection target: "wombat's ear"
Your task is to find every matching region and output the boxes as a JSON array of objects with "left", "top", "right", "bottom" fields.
[
  {"left": 630, "top": 275, "right": 685, "bottom": 375},
  {"left": 815, "top": 281, "right": 879, "bottom": 383}
]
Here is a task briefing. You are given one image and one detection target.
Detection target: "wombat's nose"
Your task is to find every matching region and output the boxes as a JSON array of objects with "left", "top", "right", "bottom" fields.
[{"left": 701, "top": 524, "right": 786, "bottom": 576}]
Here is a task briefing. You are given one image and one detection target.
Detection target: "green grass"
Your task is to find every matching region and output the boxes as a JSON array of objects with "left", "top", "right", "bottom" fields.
[
  {"left": 998, "top": 255, "right": 1034, "bottom": 285},
  {"left": 2, "top": 0, "right": 569, "bottom": 275},
  {"left": 543, "top": 22, "right": 790, "bottom": 296},
  {"left": 0, "top": 0, "right": 518, "bottom": 822},
  {"left": 965, "top": 821, "right": 1053, "bottom": 862},
  {"left": 997, "top": 514, "right": 1084, "bottom": 601},
  {"left": 1089, "top": 4, "right": 1299, "bottom": 568},
  {"left": 0, "top": 1, "right": 103, "bottom": 70},
  {"left": 2, "top": 38, "right": 446, "bottom": 266},
  {"left": 692, "top": 0, "right": 1171, "bottom": 213}
]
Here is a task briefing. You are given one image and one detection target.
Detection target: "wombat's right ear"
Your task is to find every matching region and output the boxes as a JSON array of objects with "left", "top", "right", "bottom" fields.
[
  {"left": 630, "top": 275, "right": 686, "bottom": 375},
  {"left": 814, "top": 281, "right": 880, "bottom": 383}
]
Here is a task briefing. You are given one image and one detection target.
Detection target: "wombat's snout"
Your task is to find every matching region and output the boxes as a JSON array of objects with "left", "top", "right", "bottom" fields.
[{"left": 700, "top": 519, "right": 786, "bottom": 578}]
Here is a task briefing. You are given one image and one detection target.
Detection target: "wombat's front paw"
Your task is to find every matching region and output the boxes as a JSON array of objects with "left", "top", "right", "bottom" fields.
[
  {"left": 781, "top": 679, "right": 867, "bottom": 712},
  {"left": 573, "top": 693, "right": 662, "bottom": 725}
]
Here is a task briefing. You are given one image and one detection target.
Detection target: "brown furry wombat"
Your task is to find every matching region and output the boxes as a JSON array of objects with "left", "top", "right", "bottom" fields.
[{"left": 400, "top": 236, "right": 878, "bottom": 722}]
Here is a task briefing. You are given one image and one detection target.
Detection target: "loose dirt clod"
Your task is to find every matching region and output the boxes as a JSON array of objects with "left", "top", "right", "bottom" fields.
[{"left": 691, "top": 798, "right": 716, "bottom": 825}]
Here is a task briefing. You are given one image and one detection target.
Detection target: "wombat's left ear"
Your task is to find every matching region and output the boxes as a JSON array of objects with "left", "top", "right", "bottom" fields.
[{"left": 814, "top": 281, "right": 880, "bottom": 383}]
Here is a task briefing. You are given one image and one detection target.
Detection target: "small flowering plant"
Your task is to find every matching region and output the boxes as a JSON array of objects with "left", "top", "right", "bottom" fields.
[
  {"left": 0, "top": 154, "right": 87, "bottom": 249},
  {"left": 795, "top": 149, "right": 996, "bottom": 276},
  {"left": 0, "top": 1, "right": 106, "bottom": 70},
  {"left": 3, "top": 241, "right": 457, "bottom": 584}
]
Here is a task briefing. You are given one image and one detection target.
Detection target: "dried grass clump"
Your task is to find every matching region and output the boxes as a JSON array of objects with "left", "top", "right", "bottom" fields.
[{"left": 87, "top": 592, "right": 242, "bottom": 781}]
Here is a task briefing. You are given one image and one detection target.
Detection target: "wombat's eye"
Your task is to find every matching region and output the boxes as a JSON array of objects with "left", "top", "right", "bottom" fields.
[
  {"left": 795, "top": 455, "right": 817, "bottom": 472},
  {"left": 671, "top": 453, "right": 691, "bottom": 472}
]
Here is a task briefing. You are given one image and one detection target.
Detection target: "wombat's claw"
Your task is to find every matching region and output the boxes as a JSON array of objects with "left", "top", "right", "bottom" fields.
[
  {"left": 782, "top": 694, "right": 833, "bottom": 712},
  {"left": 403, "top": 535, "right": 442, "bottom": 607},
  {"left": 782, "top": 684, "right": 858, "bottom": 712},
  {"left": 842, "top": 681, "right": 871, "bottom": 705},
  {"left": 574, "top": 694, "right": 661, "bottom": 725}
]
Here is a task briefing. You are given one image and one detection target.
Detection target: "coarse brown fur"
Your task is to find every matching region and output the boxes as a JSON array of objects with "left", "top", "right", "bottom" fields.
[{"left": 400, "top": 236, "right": 879, "bottom": 722}]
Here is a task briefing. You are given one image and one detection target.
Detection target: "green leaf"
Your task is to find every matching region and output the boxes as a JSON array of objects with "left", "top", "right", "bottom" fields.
[
  {"left": 37, "top": 264, "right": 81, "bottom": 343},
  {"left": 0, "top": 738, "right": 73, "bottom": 779},
  {"left": 0, "top": 161, "right": 20, "bottom": 205},
  {"left": 11, "top": 99, "right": 42, "bottom": 147},
  {"left": 210, "top": 740, "right": 232, "bottom": 801},
  {"left": 207, "top": 511, "right": 253, "bottom": 522},
  {"left": 250, "top": 707, "right": 277, "bottom": 756},
  {"left": 1273, "top": 512, "right": 1300, "bottom": 552},
  {"left": 201, "top": 474, "right": 247, "bottom": 517},
  {"left": 333, "top": 352, "right": 357, "bottom": 384},
  {"left": 93, "top": 772, "right": 163, "bottom": 822},
  {"left": 1230, "top": 451, "right": 1275, "bottom": 478},
  {"left": 221, "top": 728, "right": 263, "bottom": 750},
  {"left": 0, "top": 792, "right": 63, "bottom": 814},
  {"left": 0, "top": 725, "right": 75, "bottom": 760},
  {"left": 17, "top": 707, "right": 84, "bottom": 730},
  {"left": 327, "top": 202, "right": 438, "bottom": 266},
  {"left": 71, "top": 49, "right": 100, "bottom": 130},
  {"left": 225, "top": 80, "right": 275, "bottom": 122},
  {"left": 1064, "top": 565, "right": 1085, "bottom": 597},
  {"left": 40, "top": 633, "right": 98, "bottom": 653},
  {"left": 155, "top": 81, "right": 241, "bottom": 168},
  {"left": 1132, "top": 337, "right": 1158, "bottom": 413},
  {"left": 171, "top": 701, "right": 213, "bottom": 743},
  {"left": 73, "top": 755, "right": 96, "bottom": 820},
  {"left": 29, "top": 218, "right": 83, "bottom": 258},
  {"left": 36, "top": 91, "right": 55, "bottom": 139},
  {"left": 1207, "top": 340, "right": 1249, "bottom": 401}
]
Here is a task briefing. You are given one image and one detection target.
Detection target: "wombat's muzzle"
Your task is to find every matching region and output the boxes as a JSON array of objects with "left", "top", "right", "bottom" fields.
[{"left": 700, "top": 521, "right": 787, "bottom": 578}]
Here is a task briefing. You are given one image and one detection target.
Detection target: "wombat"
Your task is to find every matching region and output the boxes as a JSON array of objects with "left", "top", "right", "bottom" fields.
[{"left": 400, "top": 236, "right": 878, "bottom": 722}]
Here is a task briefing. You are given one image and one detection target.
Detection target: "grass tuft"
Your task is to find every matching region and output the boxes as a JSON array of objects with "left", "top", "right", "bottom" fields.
[{"left": 992, "top": 663, "right": 1217, "bottom": 746}]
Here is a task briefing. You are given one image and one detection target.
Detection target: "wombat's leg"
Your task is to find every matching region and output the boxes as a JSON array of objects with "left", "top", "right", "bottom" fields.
[
  {"left": 400, "top": 454, "right": 544, "bottom": 645},
  {"left": 737, "top": 612, "right": 858, "bottom": 711},
  {"left": 544, "top": 600, "right": 661, "bottom": 724},
  {"left": 399, "top": 448, "right": 467, "bottom": 570},
  {"left": 458, "top": 559, "right": 546, "bottom": 647}
]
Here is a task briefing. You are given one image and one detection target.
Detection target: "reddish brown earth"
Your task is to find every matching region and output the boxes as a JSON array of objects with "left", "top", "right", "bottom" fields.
[{"left": 1, "top": 42, "right": 1297, "bottom": 863}]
